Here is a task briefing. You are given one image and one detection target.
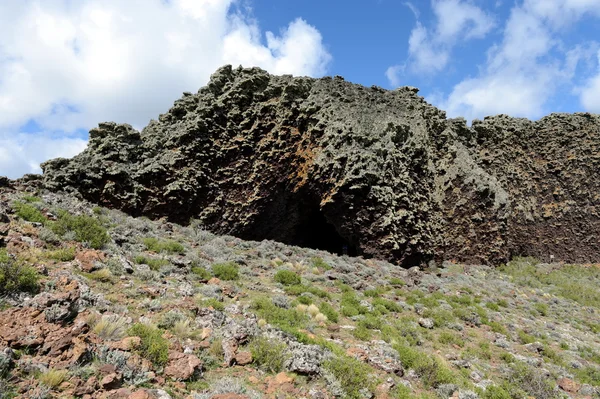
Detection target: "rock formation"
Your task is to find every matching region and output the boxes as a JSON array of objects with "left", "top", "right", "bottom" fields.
[{"left": 41, "top": 65, "right": 600, "bottom": 266}]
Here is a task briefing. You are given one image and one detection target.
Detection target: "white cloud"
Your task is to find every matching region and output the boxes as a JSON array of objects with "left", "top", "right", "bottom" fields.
[
  {"left": 580, "top": 51, "right": 600, "bottom": 112},
  {"left": 0, "top": 0, "right": 331, "bottom": 178},
  {"left": 390, "top": 0, "right": 495, "bottom": 80},
  {"left": 436, "top": 0, "right": 600, "bottom": 121},
  {"left": 0, "top": 133, "right": 87, "bottom": 178},
  {"left": 385, "top": 65, "right": 404, "bottom": 87}
]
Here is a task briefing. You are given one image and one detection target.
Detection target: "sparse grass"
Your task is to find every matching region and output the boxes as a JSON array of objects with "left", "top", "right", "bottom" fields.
[
  {"left": 211, "top": 262, "right": 239, "bottom": 280},
  {"left": 0, "top": 249, "right": 40, "bottom": 294},
  {"left": 249, "top": 336, "right": 289, "bottom": 373},
  {"left": 438, "top": 330, "right": 465, "bottom": 347},
  {"left": 92, "top": 317, "right": 127, "bottom": 340},
  {"left": 389, "top": 277, "right": 406, "bottom": 286},
  {"left": 87, "top": 268, "right": 113, "bottom": 282},
  {"left": 274, "top": 269, "right": 302, "bottom": 286},
  {"left": 38, "top": 368, "right": 68, "bottom": 388},
  {"left": 574, "top": 366, "right": 600, "bottom": 386},
  {"left": 323, "top": 355, "right": 374, "bottom": 399},
  {"left": 142, "top": 237, "right": 185, "bottom": 254},
  {"left": 352, "top": 324, "right": 372, "bottom": 341},
  {"left": 128, "top": 323, "right": 169, "bottom": 366},
  {"left": 311, "top": 257, "right": 332, "bottom": 271},
  {"left": 488, "top": 321, "right": 508, "bottom": 335},
  {"left": 500, "top": 258, "right": 600, "bottom": 308},
  {"left": 21, "top": 195, "right": 42, "bottom": 203},
  {"left": 517, "top": 329, "right": 536, "bottom": 344},
  {"left": 284, "top": 284, "right": 330, "bottom": 298}
]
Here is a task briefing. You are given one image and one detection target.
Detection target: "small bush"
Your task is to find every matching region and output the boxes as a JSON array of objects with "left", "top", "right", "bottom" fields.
[
  {"left": 352, "top": 325, "right": 372, "bottom": 341},
  {"left": 517, "top": 330, "right": 536, "bottom": 344},
  {"left": 488, "top": 321, "right": 508, "bottom": 335},
  {"left": 438, "top": 331, "right": 465, "bottom": 347},
  {"left": 319, "top": 302, "right": 339, "bottom": 323},
  {"left": 323, "top": 355, "right": 374, "bottom": 399},
  {"left": 0, "top": 250, "right": 40, "bottom": 294},
  {"left": 51, "top": 211, "right": 109, "bottom": 249},
  {"left": 39, "top": 368, "right": 68, "bottom": 388},
  {"left": 88, "top": 268, "right": 113, "bottom": 282},
  {"left": 389, "top": 277, "right": 406, "bottom": 286},
  {"left": 413, "top": 355, "right": 456, "bottom": 388},
  {"left": 22, "top": 195, "right": 42, "bottom": 203},
  {"left": 311, "top": 257, "right": 332, "bottom": 271},
  {"left": 142, "top": 237, "right": 185, "bottom": 254},
  {"left": 249, "top": 336, "right": 289, "bottom": 373},
  {"left": 481, "top": 385, "right": 512, "bottom": 399},
  {"left": 341, "top": 292, "right": 367, "bottom": 317},
  {"left": 12, "top": 201, "right": 46, "bottom": 223},
  {"left": 191, "top": 266, "right": 211, "bottom": 281},
  {"left": 251, "top": 297, "right": 308, "bottom": 332},
  {"left": 199, "top": 298, "right": 225, "bottom": 311},
  {"left": 394, "top": 344, "right": 421, "bottom": 369},
  {"left": 128, "top": 323, "right": 169, "bottom": 366},
  {"left": 372, "top": 297, "right": 402, "bottom": 313},
  {"left": 134, "top": 255, "right": 169, "bottom": 271},
  {"left": 45, "top": 247, "right": 76, "bottom": 262},
  {"left": 158, "top": 310, "right": 186, "bottom": 329},
  {"left": 211, "top": 262, "right": 239, "bottom": 280},
  {"left": 274, "top": 269, "right": 302, "bottom": 286}
]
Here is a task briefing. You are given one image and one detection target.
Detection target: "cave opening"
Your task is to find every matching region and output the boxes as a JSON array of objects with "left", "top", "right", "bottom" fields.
[{"left": 292, "top": 204, "right": 359, "bottom": 257}]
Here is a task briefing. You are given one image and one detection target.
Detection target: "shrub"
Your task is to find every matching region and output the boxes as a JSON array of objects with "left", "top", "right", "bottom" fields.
[
  {"left": 191, "top": 266, "right": 211, "bottom": 281},
  {"left": 285, "top": 284, "right": 330, "bottom": 298},
  {"left": 352, "top": 325, "right": 372, "bottom": 341},
  {"left": 0, "top": 250, "right": 40, "bottom": 294},
  {"left": 134, "top": 255, "right": 169, "bottom": 271},
  {"left": 88, "top": 268, "right": 113, "bottom": 283},
  {"left": 394, "top": 344, "right": 421, "bottom": 369},
  {"left": 22, "top": 195, "right": 42, "bottom": 203},
  {"left": 12, "top": 201, "right": 46, "bottom": 224},
  {"left": 51, "top": 211, "right": 109, "bottom": 249},
  {"left": 574, "top": 366, "right": 600, "bottom": 386},
  {"left": 389, "top": 277, "right": 406, "bottom": 287},
  {"left": 199, "top": 298, "right": 225, "bottom": 311},
  {"left": 211, "top": 262, "right": 239, "bottom": 280},
  {"left": 158, "top": 310, "right": 186, "bottom": 329},
  {"left": 517, "top": 330, "right": 536, "bottom": 344},
  {"left": 311, "top": 257, "right": 332, "bottom": 271},
  {"left": 341, "top": 292, "right": 367, "bottom": 317},
  {"left": 249, "top": 336, "right": 289, "bottom": 373},
  {"left": 481, "top": 385, "right": 512, "bottom": 399},
  {"left": 39, "top": 369, "right": 68, "bottom": 388},
  {"left": 128, "top": 323, "right": 169, "bottom": 366},
  {"left": 372, "top": 297, "right": 402, "bottom": 313},
  {"left": 274, "top": 270, "right": 302, "bottom": 286},
  {"left": 438, "top": 331, "right": 465, "bottom": 347},
  {"left": 319, "top": 302, "right": 339, "bottom": 323},
  {"left": 413, "top": 356, "right": 456, "bottom": 388},
  {"left": 45, "top": 247, "right": 76, "bottom": 262},
  {"left": 323, "top": 355, "right": 374, "bottom": 399},
  {"left": 142, "top": 237, "right": 185, "bottom": 254},
  {"left": 251, "top": 297, "right": 308, "bottom": 332},
  {"left": 506, "top": 362, "right": 561, "bottom": 399},
  {"left": 93, "top": 317, "right": 127, "bottom": 340},
  {"left": 488, "top": 321, "right": 508, "bottom": 335}
]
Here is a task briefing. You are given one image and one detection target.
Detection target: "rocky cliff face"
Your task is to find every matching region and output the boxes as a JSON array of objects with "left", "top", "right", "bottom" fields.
[{"left": 41, "top": 65, "right": 600, "bottom": 266}]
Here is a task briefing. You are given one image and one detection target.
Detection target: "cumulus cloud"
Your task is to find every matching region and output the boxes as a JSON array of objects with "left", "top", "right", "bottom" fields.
[
  {"left": 580, "top": 51, "right": 600, "bottom": 112},
  {"left": 387, "top": 0, "right": 495, "bottom": 82},
  {"left": 0, "top": 133, "right": 87, "bottom": 178},
  {"left": 0, "top": 0, "right": 331, "bottom": 178},
  {"left": 436, "top": 0, "right": 600, "bottom": 120}
]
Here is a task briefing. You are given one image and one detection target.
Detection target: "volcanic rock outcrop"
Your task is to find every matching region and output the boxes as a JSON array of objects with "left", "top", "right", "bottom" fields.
[{"left": 41, "top": 65, "right": 600, "bottom": 266}]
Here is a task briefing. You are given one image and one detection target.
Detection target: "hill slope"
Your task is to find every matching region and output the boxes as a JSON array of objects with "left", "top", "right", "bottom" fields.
[{"left": 1, "top": 181, "right": 600, "bottom": 398}]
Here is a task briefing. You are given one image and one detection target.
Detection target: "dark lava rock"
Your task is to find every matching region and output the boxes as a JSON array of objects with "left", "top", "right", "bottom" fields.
[{"left": 41, "top": 65, "right": 600, "bottom": 266}]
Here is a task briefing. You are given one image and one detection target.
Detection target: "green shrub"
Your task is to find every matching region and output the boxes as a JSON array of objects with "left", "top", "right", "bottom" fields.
[
  {"left": 51, "top": 211, "right": 109, "bottom": 249},
  {"left": 364, "top": 286, "right": 387, "bottom": 298},
  {"left": 21, "top": 195, "right": 42, "bottom": 203},
  {"left": 199, "top": 298, "right": 224, "bottom": 311},
  {"left": 274, "top": 270, "right": 302, "bottom": 286},
  {"left": 438, "top": 330, "right": 465, "bottom": 347},
  {"left": 128, "top": 323, "right": 169, "bottom": 366},
  {"left": 481, "top": 385, "right": 512, "bottom": 399},
  {"left": 323, "top": 355, "right": 374, "bottom": 399},
  {"left": 249, "top": 336, "right": 289, "bottom": 373},
  {"left": 251, "top": 297, "right": 308, "bottom": 332},
  {"left": 142, "top": 237, "right": 185, "bottom": 254},
  {"left": 517, "top": 330, "right": 536, "bottom": 344},
  {"left": 45, "top": 247, "right": 76, "bottom": 262},
  {"left": 39, "top": 369, "right": 68, "bottom": 388},
  {"left": 413, "top": 355, "right": 456, "bottom": 388},
  {"left": 319, "top": 302, "right": 339, "bottom": 323},
  {"left": 134, "top": 255, "right": 169, "bottom": 271},
  {"left": 352, "top": 325, "right": 372, "bottom": 341},
  {"left": 191, "top": 266, "right": 211, "bottom": 281},
  {"left": 284, "top": 284, "right": 330, "bottom": 298},
  {"left": 389, "top": 277, "right": 406, "bottom": 287},
  {"left": 341, "top": 292, "right": 367, "bottom": 317},
  {"left": 372, "top": 297, "right": 402, "bottom": 313},
  {"left": 506, "top": 362, "right": 561, "bottom": 399},
  {"left": 574, "top": 366, "right": 600, "bottom": 386},
  {"left": 485, "top": 302, "right": 500, "bottom": 311},
  {"left": 311, "top": 257, "right": 332, "bottom": 271},
  {"left": 211, "top": 262, "right": 239, "bottom": 280},
  {"left": 488, "top": 321, "right": 508, "bottom": 335},
  {"left": 394, "top": 344, "right": 421, "bottom": 369},
  {"left": 12, "top": 201, "right": 46, "bottom": 223},
  {"left": 0, "top": 250, "right": 40, "bottom": 294}
]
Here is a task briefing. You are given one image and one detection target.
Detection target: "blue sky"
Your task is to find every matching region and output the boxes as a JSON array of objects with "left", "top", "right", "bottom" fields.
[{"left": 1, "top": 0, "right": 600, "bottom": 178}]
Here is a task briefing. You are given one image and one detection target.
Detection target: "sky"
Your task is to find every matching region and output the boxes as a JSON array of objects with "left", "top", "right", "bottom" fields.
[{"left": 1, "top": 0, "right": 600, "bottom": 178}]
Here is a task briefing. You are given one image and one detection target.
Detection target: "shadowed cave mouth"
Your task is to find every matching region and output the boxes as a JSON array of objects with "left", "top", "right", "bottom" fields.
[{"left": 240, "top": 194, "right": 361, "bottom": 257}]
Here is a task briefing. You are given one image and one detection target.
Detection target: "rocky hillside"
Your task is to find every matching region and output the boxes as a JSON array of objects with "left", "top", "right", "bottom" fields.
[
  {"left": 1, "top": 180, "right": 600, "bottom": 399},
  {"left": 40, "top": 65, "right": 600, "bottom": 267}
]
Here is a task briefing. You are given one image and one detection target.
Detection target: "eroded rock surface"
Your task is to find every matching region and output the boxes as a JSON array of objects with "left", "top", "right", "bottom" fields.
[{"left": 41, "top": 65, "right": 600, "bottom": 266}]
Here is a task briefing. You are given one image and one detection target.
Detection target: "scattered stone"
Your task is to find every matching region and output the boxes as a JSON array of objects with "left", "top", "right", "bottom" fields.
[{"left": 418, "top": 318, "right": 434, "bottom": 329}]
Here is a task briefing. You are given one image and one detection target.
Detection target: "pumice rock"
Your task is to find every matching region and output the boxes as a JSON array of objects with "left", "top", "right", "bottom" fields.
[{"left": 42, "top": 65, "right": 600, "bottom": 266}]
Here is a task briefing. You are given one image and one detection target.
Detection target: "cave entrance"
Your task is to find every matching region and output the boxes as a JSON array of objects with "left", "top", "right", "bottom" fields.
[{"left": 292, "top": 204, "right": 358, "bottom": 257}]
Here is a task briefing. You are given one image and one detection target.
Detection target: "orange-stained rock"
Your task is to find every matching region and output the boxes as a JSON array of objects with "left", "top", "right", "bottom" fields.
[
  {"left": 110, "top": 336, "right": 142, "bottom": 351},
  {"left": 235, "top": 351, "right": 252, "bottom": 365},
  {"left": 558, "top": 377, "right": 581, "bottom": 393},
  {"left": 164, "top": 351, "right": 203, "bottom": 380}
]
